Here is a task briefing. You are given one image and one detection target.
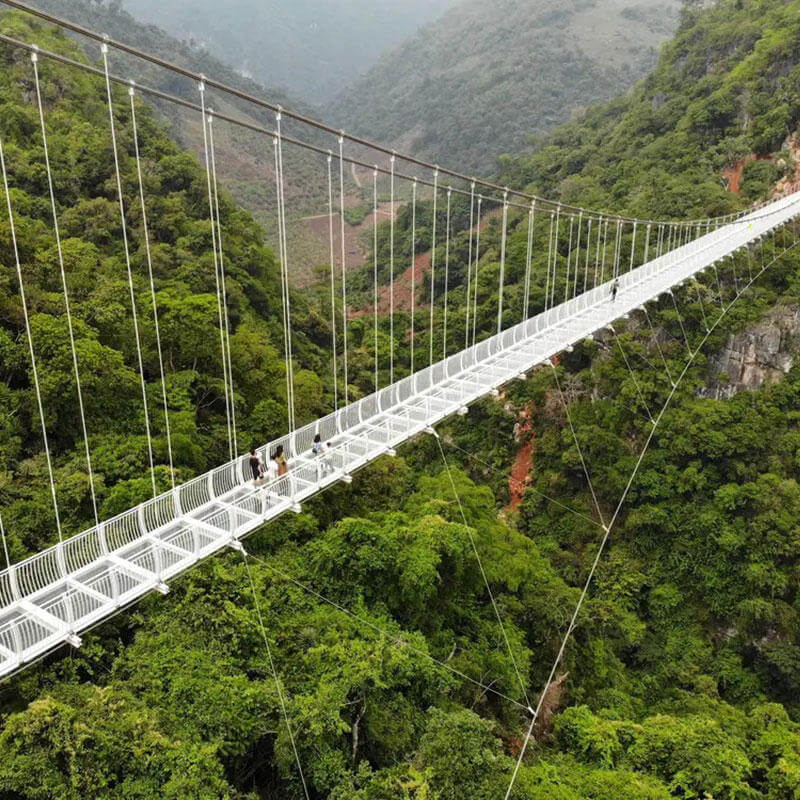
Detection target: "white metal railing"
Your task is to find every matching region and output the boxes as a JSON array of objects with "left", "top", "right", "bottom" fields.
[{"left": 0, "top": 192, "right": 797, "bottom": 677}]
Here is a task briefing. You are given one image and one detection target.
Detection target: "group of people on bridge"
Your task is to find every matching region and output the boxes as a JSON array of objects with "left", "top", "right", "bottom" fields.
[
  {"left": 244, "top": 276, "right": 624, "bottom": 490},
  {"left": 249, "top": 434, "right": 333, "bottom": 486},
  {"left": 249, "top": 445, "right": 287, "bottom": 485}
]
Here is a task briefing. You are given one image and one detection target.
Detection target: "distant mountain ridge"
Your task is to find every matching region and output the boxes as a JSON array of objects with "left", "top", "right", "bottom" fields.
[{"left": 326, "top": 0, "right": 680, "bottom": 173}]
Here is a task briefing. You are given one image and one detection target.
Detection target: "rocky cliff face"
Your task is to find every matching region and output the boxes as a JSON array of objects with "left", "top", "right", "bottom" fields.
[{"left": 702, "top": 306, "right": 800, "bottom": 398}]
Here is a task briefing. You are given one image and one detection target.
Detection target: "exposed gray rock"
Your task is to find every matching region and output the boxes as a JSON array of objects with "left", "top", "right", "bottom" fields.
[{"left": 702, "top": 306, "right": 800, "bottom": 398}]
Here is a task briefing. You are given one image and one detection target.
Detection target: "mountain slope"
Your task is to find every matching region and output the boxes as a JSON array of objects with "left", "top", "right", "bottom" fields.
[
  {"left": 502, "top": 0, "right": 800, "bottom": 219},
  {"left": 122, "top": 0, "right": 455, "bottom": 104},
  {"left": 25, "top": 0, "right": 360, "bottom": 284},
  {"left": 0, "top": 12, "right": 331, "bottom": 557},
  {"left": 30, "top": 0, "right": 336, "bottom": 239},
  {"left": 327, "top": 0, "right": 680, "bottom": 173}
]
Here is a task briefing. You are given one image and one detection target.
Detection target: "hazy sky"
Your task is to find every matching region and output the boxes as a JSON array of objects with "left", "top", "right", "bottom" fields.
[{"left": 122, "top": 0, "right": 455, "bottom": 104}]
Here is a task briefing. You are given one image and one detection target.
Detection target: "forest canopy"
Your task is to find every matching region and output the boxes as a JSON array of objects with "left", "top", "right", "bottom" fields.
[{"left": 0, "top": 1, "right": 799, "bottom": 798}]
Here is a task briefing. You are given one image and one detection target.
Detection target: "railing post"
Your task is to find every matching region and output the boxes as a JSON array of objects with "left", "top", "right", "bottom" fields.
[
  {"left": 260, "top": 482, "right": 270, "bottom": 517},
  {"left": 97, "top": 519, "right": 109, "bottom": 556},
  {"left": 207, "top": 470, "right": 215, "bottom": 500},
  {"left": 56, "top": 542, "right": 68, "bottom": 580},
  {"left": 192, "top": 519, "right": 201, "bottom": 558},
  {"left": 6, "top": 564, "right": 21, "bottom": 602},
  {"left": 110, "top": 557, "right": 121, "bottom": 606},
  {"left": 10, "top": 618, "right": 23, "bottom": 657},
  {"left": 137, "top": 505, "right": 148, "bottom": 540}
]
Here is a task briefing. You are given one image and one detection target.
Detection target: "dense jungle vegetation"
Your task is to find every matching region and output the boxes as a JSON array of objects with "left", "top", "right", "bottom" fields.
[
  {"left": 500, "top": 0, "right": 800, "bottom": 216},
  {"left": 1, "top": 1, "right": 800, "bottom": 798},
  {"left": 0, "top": 15, "right": 334, "bottom": 558}
]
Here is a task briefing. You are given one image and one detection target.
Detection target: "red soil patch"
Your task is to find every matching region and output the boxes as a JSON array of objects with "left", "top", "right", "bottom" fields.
[
  {"left": 382, "top": 249, "right": 432, "bottom": 315},
  {"left": 508, "top": 438, "right": 534, "bottom": 511},
  {"left": 348, "top": 240, "right": 434, "bottom": 321},
  {"left": 723, "top": 154, "right": 768, "bottom": 194},
  {"left": 724, "top": 136, "right": 800, "bottom": 199},
  {"left": 506, "top": 403, "right": 536, "bottom": 512},
  {"left": 723, "top": 158, "right": 749, "bottom": 194},
  {"left": 723, "top": 153, "right": 778, "bottom": 194}
]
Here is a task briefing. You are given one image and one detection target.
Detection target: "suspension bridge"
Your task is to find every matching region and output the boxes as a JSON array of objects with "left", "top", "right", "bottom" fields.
[{"left": 0, "top": 0, "right": 798, "bottom": 706}]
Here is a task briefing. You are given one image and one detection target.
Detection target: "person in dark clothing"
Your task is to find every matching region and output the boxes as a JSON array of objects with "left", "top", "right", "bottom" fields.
[
  {"left": 249, "top": 448, "right": 263, "bottom": 486},
  {"left": 611, "top": 278, "right": 620, "bottom": 301}
]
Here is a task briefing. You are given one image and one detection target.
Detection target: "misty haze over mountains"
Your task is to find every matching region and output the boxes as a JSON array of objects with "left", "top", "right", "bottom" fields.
[
  {"left": 122, "top": 0, "right": 455, "bottom": 104},
  {"left": 120, "top": 0, "right": 679, "bottom": 172}
]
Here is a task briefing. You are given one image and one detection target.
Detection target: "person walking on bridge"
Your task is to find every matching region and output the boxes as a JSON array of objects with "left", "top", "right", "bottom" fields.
[
  {"left": 611, "top": 278, "right": 620, "bottom": 302},
  {"left": 249, "top": 448, "right": 263, "bottom": 486},
  {"left": 273, "top": 445, "right": 289, "bottom": 477}
]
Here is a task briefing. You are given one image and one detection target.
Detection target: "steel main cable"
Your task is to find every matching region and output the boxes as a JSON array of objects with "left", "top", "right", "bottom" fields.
[
  {"left": 0, "top": 33, "right": 525, "bottom": 214},
  {"left": 1, "top": 29, "right": 785, "bottom": 274}
]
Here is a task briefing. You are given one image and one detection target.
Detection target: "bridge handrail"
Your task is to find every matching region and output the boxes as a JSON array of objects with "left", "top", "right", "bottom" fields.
[{"left": 0, "top": 195, "right": 797, "bottom": 608}]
